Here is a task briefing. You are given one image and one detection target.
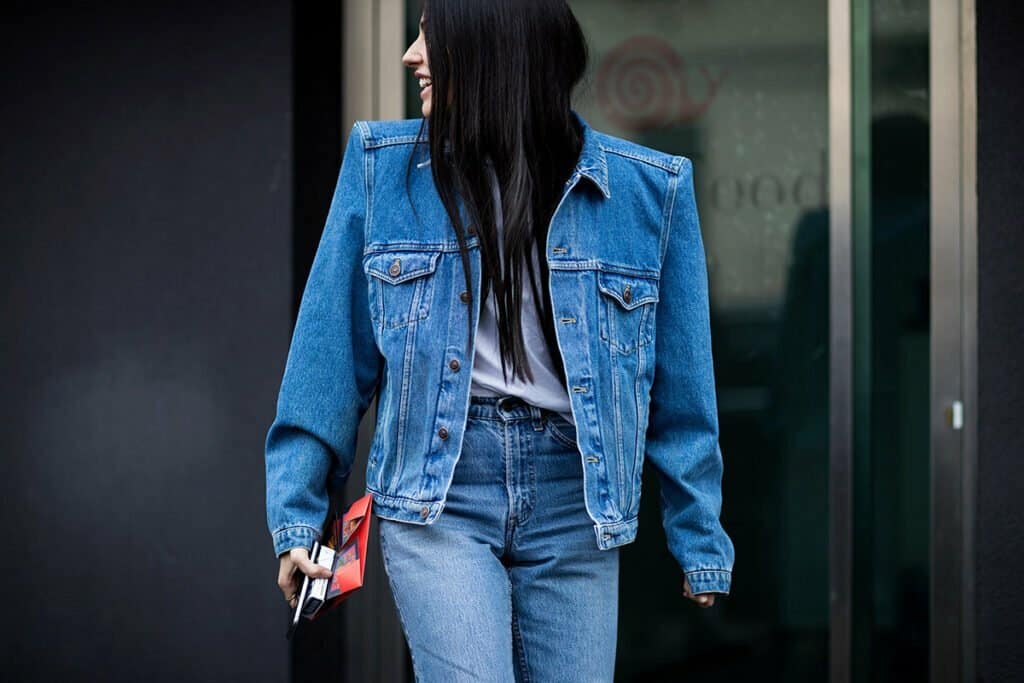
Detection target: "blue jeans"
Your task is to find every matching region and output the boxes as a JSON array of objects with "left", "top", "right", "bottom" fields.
[{"left": 377, "top": 394, "right": 620, "bottom": 682}]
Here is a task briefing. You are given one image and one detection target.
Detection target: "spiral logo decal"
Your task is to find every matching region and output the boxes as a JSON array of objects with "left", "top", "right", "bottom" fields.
[{"left": 596, "top": 35, "right": 725, "bottom": 131}]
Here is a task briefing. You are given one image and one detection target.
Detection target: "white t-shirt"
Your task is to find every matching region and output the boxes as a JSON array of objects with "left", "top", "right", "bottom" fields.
[{"left": 469, "top": 159, "right": 576, "bottom": 425}]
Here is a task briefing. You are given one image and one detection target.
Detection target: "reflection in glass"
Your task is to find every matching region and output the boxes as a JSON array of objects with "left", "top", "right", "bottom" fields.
[
  {"left": 566, "top": 2, "right": 831, "bottom": 680},
  {"left": 852, "top": 1, "right": 930, "bottom": 680}
]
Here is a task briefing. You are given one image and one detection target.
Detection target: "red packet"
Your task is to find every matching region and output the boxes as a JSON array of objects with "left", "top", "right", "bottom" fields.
[{"left": 312, "top": 493, "right": 373, "bottom": 619}]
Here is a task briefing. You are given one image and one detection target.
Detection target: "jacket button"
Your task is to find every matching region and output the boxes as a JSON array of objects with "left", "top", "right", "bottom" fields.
[
  {"left": 459, "top": 290, "right": 471, "bottom": 303},
  {"left": 388, "top": 258, "right": 402, "bottom": 277},
  {"left": 438, "top": 426, "right": 449, "bottom": 440},
  {"left": 467, "top": 224, "right": 476, "bottom": 236},
  {"left": 622, "top": 284, "right": 632, "bottom": 304},
  {"left": 420, "top": 506, "right": 430, "bottom": 518},
  {"left": 449, "top": 359, "right": 460, "bottom": 371}
]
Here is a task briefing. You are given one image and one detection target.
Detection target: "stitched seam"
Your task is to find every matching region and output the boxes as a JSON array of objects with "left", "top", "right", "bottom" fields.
[
  {"left": 660, "top": 166, "right": 681, "bottom": 264},
  {"left": 364, "top": 135, "right": 427, "bottom": 148},
  {"left": 378, "top": 524, "right": 421, "bottom": 681},
  {"left": 630, "top": 318, "right": 645, "bottom": 513},
  {"left": 610, "top": 339, "right": 626, "bottom": 512},
  {"left": 603, "top": 146, "right": 677, "bottom": 171},
  {"left": 364, "top": 239, "right": 480, "bottom": 254},
  {"left": 464, "top": 413, "right": 507, "bottom": 423},
  {"left": 270, "top": 523, "right": 320, "bottom": 536},
  {"left": 353, "top": 120, "right": 381, "bottom": 413},
  {"left": 545, "top": 421, "right": 578, "bottom": 449},
  {"left": 357, "top": 120, "right": 372, "bottom": 242},
  {"left": 365, "top": 487, "right": 444, "bottom": 506},
  {"left": 509, "top": 571, "right": 532, "bottom": 683}
]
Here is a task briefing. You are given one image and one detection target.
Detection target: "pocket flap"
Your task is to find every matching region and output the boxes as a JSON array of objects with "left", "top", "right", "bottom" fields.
[
  {"left": 597, "top": 270, "right": 659, "bottom": 310},
  {"left": 364, "top": 250, "right": 440, "bottom": 285}
]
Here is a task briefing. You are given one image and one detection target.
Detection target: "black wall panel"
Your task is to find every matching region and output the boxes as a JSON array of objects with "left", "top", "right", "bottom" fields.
[
  {"left": 0, "top": 3, "right": 293, "bottom": 681},
  {"left": 976, "top": 0, "right": 1024, "bottom": 680}
]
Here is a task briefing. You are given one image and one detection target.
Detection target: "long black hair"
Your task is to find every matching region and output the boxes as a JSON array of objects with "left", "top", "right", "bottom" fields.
[{"left": 404, "top": 0, "right": 590, "bottom": 386}]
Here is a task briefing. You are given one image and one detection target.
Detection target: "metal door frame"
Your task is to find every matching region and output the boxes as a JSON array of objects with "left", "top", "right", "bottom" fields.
[
  {"left": 827, "top": 2, "right": 853, "bottom": 680},
  {"left": 827, "top": 0, "right": 977, "bottom": 681},
  {"left": 929, "top": 1, "right": 977, "bottom": 681}
]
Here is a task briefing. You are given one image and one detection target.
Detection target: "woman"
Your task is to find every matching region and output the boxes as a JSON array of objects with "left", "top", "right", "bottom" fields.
[{"left": 268, "top": 1, "right": 734, "bottom": 680}]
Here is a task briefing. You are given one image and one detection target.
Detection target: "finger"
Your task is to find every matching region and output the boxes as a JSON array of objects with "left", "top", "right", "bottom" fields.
[
  {"left": 277, "top": 561, "right": 297, "bottom": 597},
  {"left": 694, "top": 594, "right": 715, "bottom": 608},
  {"left": 293, "top": 549, "right": 334, "bottom": 579}
]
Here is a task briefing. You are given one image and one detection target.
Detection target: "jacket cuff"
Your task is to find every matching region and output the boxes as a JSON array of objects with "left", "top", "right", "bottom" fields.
[
  {"left": 272, "top": 524, "right": 321, "bottom": 558},
  {"left": 685, "top": 569, "right": 732, "bottom": 595}
]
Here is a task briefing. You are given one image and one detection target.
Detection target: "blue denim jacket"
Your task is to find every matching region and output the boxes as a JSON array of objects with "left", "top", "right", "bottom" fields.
[{"left": 265, "top": 109, "right": 734, "bottom": 594}]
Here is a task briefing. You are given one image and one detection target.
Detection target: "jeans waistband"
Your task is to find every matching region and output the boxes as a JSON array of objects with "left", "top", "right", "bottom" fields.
[{"left": 468, "top": 394, "right": 549, "bottom": 429}]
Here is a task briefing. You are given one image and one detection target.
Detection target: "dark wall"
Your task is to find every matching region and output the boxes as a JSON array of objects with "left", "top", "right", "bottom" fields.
[
  {"left": 0, "top": 3, "right": 293, "bottom": 681},
  {"left": 976, "top": 0, "right": 1024, "bottom": 680}
]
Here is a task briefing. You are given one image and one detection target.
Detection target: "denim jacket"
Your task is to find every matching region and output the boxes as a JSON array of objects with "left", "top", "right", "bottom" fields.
[{"left": 265, "top": 109, "right": 734, "bottom": 594}]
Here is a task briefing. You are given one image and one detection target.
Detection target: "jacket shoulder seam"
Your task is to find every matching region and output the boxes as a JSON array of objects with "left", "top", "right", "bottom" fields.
[
  {"left": 364, "top": 135, "right": 427, "bottom": 149},
  {"left": 602, "top": 145, "right": 680, "bottom": 172},
  {"left": 659, "top": 166, "right": 682, "bottom": 262},
  {"left": 353, "top": 120, "right": 372, "bottom": 148},
  {"left": 593, "top": 129, "right": 682, "bottom": 172},
  {"left": 360, "top": 119, "right": 427, "bottom": 149}
]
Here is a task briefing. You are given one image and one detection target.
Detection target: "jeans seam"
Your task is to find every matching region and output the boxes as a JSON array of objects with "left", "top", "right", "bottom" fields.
[
  {"left": 378, "top": 523, "right": 421, "bottom": 682},
  {"left": 509, "top": 571, "right": 532, "bottom": 683}
]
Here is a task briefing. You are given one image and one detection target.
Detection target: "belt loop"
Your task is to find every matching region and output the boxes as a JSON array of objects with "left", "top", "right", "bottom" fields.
[{"left": 529, "top": 404, "right": 545, "bottom": 431}]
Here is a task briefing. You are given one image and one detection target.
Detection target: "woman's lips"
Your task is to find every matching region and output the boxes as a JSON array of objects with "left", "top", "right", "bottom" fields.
[{"left": 420, "top": 84, "right": 432, "bottom": 99}]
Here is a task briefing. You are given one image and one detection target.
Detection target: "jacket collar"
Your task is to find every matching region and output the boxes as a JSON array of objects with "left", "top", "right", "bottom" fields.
[
  {"left": 569, "top": 108, "right": 611, "bottom": 199},
  {"left": 418, "top": 108, "right": 610, "bottom": 199}
]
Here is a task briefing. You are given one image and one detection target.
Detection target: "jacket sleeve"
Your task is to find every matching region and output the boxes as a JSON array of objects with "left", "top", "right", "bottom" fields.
[
  {"left": 265, "top": 122, "right": 383, "bottom": 558},
  {"left": 643, "top": 157, "right": 735, "bottom": 594}
]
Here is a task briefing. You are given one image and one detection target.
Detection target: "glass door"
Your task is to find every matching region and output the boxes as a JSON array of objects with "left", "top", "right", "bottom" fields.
[
  {"left": 850, "top": 1, "right": 931, "bottom": 680},
  {"left": 392, "top": 1, "right": 969, "bottom": 680},
  {"left": 565, "top": 2, "right": 833, "bottom": 679}
]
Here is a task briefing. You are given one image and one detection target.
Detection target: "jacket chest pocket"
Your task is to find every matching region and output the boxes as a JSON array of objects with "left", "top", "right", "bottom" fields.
[
  {"left": 596, "top": 269, "right": 659, "bottom": 354},
  {"left": 364, "top": 250, "right": 441, "bottom": 330}
]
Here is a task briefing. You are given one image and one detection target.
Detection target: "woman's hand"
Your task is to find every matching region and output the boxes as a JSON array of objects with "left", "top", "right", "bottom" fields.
[
  {"left": 682, "top": 576, "right": 717, "bottom": 608},
  {"left": 278, "top": 547, "right": 334, "bottom": 609}
]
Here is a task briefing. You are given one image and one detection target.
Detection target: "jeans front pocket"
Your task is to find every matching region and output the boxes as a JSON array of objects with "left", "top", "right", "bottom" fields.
[{"left": 545, "top": 414, "right": 579, "bottom": 450}]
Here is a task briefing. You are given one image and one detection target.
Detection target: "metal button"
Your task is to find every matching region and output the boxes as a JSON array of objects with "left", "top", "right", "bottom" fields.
[
  {"left": 449, "top": 359, "right": 460, "bottom": 371},
  {"left": 622, "top": 284, "right": 632, "bottom": 304},
  {"left": 438, "top": 426, "right": 449, "bottom": 440},
  {"left": 388, "top": 258, "right": 401, "bottom": 277},
  {"left": 467, "top": 224, "right": 476, "bottom": 236},
  {"left": 420, "top": 506, "right": 430, "bottom": 518},
  {"left": 459, "top": 290, "right": 470, "bottom": 303}
]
